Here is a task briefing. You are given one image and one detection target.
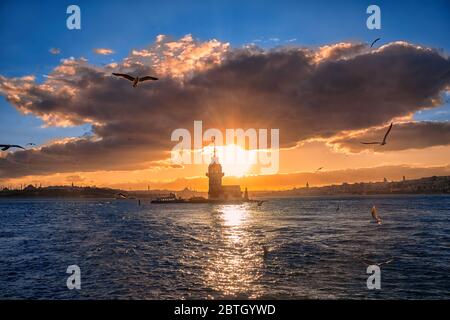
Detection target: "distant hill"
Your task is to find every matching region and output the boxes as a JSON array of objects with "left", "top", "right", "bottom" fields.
[
  {"left": 0, "top": 185, "right": 121, "bottom": 198},
  {"left": 0, "top": 184, "right": 205, "bottom": 199}
]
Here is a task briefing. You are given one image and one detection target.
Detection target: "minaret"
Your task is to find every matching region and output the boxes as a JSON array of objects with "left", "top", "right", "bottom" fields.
[{"left": 206, "top": 138, "right": 224, "bottom": 199}]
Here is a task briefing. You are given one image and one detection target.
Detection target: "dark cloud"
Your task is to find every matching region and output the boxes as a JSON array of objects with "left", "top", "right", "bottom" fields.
[
  {"left": 330, "top": 121, "right": 450, "bottom": 152},
  {"left": 0, "top": 38, "right": 449, "bottom": 178}
]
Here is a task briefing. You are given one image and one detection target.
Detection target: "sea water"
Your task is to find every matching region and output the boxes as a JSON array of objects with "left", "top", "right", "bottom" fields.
[{"left": 0, "top": 195, "right": 449, "bottom": 299}]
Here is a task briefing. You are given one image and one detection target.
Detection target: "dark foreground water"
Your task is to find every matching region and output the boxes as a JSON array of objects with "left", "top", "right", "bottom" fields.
[{"left": 0, "top": 195, "right": 449, "bottom": 299}]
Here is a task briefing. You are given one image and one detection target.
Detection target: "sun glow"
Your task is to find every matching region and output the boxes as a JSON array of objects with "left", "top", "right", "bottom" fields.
[{"left": 203, "top": 144, "right": 257, "bottom": 177}]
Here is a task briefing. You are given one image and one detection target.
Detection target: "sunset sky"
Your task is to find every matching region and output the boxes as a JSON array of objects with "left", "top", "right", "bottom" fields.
[{"left": 1, "top": 0, "right": 449, "bottom": 190}]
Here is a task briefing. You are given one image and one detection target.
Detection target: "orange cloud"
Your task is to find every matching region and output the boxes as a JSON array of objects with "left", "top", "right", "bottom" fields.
[{"left": 93, "top": 48, "right": 114, "bottom": 55}]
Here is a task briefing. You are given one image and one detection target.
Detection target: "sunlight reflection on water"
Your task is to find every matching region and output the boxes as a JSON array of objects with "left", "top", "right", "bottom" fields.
[
  {"left": 1, "top": 196, "right": 449, "bottom": 299},
  {"left": 203, "top": 204, "right": 264, "bottom": 298}
]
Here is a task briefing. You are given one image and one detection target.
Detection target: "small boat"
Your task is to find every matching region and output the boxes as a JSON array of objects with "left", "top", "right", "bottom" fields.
[{"left": 151, "top": 193, "right": 187, "bottom": 204}]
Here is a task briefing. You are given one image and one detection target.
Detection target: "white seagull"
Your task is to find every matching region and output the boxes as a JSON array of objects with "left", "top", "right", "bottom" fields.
[
  {"left": 361, "top": 258, "right": 393, "bottom": 266},
  {"left": 371, "top": 205, "right": 382, "bottom": 225}
]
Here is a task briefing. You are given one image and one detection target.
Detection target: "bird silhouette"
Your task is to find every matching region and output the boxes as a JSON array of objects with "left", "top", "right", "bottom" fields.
[
  {"left": 361, "top": 122, "right": 393, "bottom": 146},
  {"left": 0, "top": 144, "right": 25, "bottom": 151},
  {"left": 112, "top": 73, "right": 158, "bottom": 87},
  {"left": 370, "top": 37, "right": 381, "bottom": 48},
  {"left": 315, "top": 167, "right": 324, "bottom": 172}
]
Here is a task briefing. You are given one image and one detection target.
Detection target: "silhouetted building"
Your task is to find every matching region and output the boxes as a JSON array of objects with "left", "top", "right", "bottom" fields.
[
  {"left": 24, "top": 184, "right": 36, "bottom": 191},
  {"left": 244, "top": 188, "right": 249, "bottom": 200},
  {"left": 206, "top": 149, "right": 242, "bottom": 200}
]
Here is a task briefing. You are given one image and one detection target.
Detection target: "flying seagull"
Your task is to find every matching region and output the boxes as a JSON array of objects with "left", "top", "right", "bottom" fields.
[
  {"left": 361, "top": 122, "right": 393, "bottom": 146},
  {"left": 0, "top": 144, "right": 25, "bottom": 151},
  {"left": 370, "top": 37, "right": 381, "bottom": 48},
  {"left": 360, "top": 258, "right": 393, "bottom": 266},
  {"left": 375, "top": 259, "right": 393, "bottom": 266},
  {"left": 315, "top": 167, "right": 324, "bottom": 172},
  {"left": 371, "top": 205, "right": 382, "bottom": 225},
  {"left": 112, "top": 73, "right": 158, "bottom": 87},
  {"left": 27, "top": 143, "right": 36, "bottom": 146}
]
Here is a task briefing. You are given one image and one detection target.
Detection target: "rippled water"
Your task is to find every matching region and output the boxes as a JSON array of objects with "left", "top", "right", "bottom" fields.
[{"left": 0, "top": 196, "right": 449, "bottom": 299}]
